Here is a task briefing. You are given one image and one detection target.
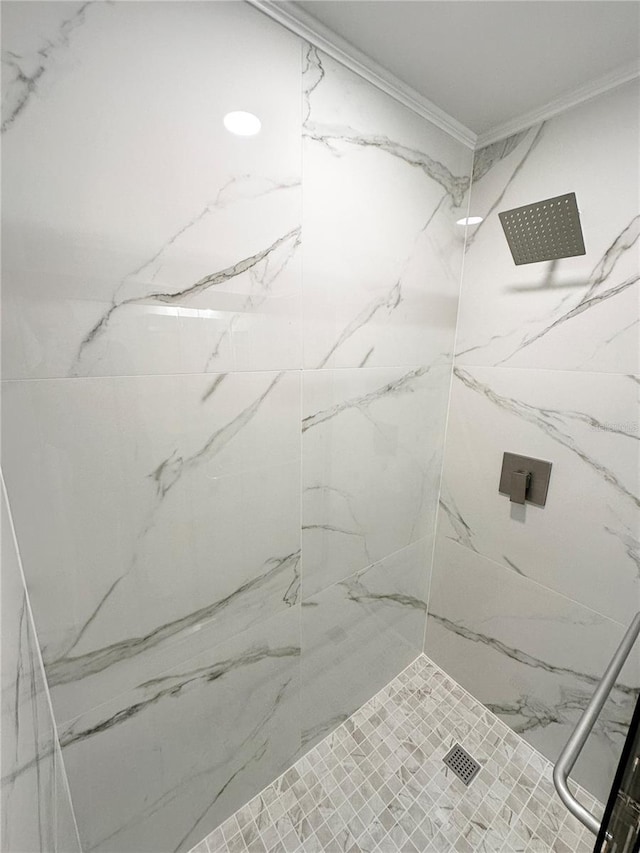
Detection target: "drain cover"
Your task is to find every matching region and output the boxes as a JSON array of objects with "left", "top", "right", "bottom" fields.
[{"left": 443, "top": 743, "right": 481, "bottom": 785}]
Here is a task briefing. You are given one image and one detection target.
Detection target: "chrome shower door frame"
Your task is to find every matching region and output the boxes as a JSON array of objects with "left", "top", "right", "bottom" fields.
[{"left": 553, "top": 611, "right": 640, "bottom": 836}]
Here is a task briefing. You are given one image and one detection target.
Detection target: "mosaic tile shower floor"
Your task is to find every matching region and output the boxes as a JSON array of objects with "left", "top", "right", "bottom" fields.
[{"left": 190, "top": 656, "right": 602, "bottom": 853}]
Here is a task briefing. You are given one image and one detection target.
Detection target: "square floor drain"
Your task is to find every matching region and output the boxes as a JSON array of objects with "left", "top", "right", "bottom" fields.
[{"left": 443, "top": 743, "right": 481, "bottom": 785}]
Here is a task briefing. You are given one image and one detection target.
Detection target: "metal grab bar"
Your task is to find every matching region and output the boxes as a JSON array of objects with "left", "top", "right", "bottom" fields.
[{"left": 553, "top": 611, "right": 640, "bottom": 836}]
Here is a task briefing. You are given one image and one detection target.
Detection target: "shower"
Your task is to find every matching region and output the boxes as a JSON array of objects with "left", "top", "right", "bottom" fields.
[{"left": 1, "top": 2, "right": 638, "bottom": 852}]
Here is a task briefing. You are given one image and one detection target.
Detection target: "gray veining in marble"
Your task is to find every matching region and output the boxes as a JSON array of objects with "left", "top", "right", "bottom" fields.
[
  {"left": 1, "top": 0, "right": 92, "bottom": 134},
  {"left": 429, "top": 82, "right": 640, "bottom": 797},
  {"left": 60, "top": 609, "right": 301, "bottom": 853},
  {"left": 454, "top": 366, "right": 639, "bottom": 508},
  {"left": 471, "top": 129, "right": 531, "bottom": 182},
  {"left": 2, "top": 1, "right": 304, "bottom": 381},
  {"left": 303, "top": 121, "right": 469, "bottom": 206},
  {"left": 301, "top": 43, "right": 471, "bottom": 372},
  {"left": 456, "top": 80, "right": 639, "bottom": 374},
  {"left": 3, "top": 368, "right": 302, "bottom": 724},
  {"left": 75, "top": 228, "right": 301, "bottom": 372},
  {"left": 456, "top": 213, "right": 640, "bottom": 366},
  {"left": 1, "top": 481, "right": 82, "bottom": 853},
  {"left": 301, "top": 45, "right": 469, "bottom": 209},
  {"left": 302, "top": 365, "right": 431, "bottom": 433},
  {"left": 464, "top": 124, "right": 546, "bottom": 249},
  {"left": 426, "top": 537, "right": 640, "bottom": 801},
  {"left": 301, "top": 540, "right": 431, "bottom": 752},
  {"left": 2, "top": 4, "right": 472, "bottom": 852},
  {"left": 47, "top": 550, "right": 301, "bottom": 692},
  {"left": 493, "top": 214, "right": 640, "bottom": 365},
  {"left": 438, "top": 362, "right": 639, "bottom": 624},
  {"left": 302, "top": 367, "right": 448, "bottom": 598}
]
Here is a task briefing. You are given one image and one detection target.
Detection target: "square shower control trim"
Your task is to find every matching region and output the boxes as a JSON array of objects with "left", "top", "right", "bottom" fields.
[{"left": 499, "top": 452, "right": 552, "bottom": 507}]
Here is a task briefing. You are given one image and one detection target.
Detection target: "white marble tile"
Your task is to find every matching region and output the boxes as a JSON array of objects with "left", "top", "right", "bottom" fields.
[
  {"left": 300, "top": 538, "right": 431, "bottom": 751},
  {"left": 302, "top": 366, "right": 449, "bottom": 598},
  {"left": 2, "top": 370, "right": 301, "bottom": 723},
  {"left": 426, "top": 537, "right": 640, "bottom": 802},
  {"left": 1, "top": 1, "right": 302, "bottom": 380},
  {"left": 55, "top": 740, "right": 83, "bottom": 853},
  {"left": 1, "top": 484, "right": 82, "bottom": 853},
  {"left": 437, "top": 365, "right": 640, "bottom": 626},
  {"left": 1, "top": 488, "right": 56, "bottom": 851},
  {"left": 456, "top": 81, "right": 640, "bottom": 375},
  {"left": 59, "top": 607, "right": 301, "bottom": 853},
  {"left": 301, "top": 46, "right": 472, "bottom": 370}
]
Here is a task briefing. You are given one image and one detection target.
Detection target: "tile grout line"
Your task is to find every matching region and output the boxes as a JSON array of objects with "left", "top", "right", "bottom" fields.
[
  {"left": 0, "top": 470, "right": 84, "bottom": 852},
  {"left": 443, "top": 535, "right": 635, "bottom": 634},
  {"left": 423, "top": 144, "right": 476, "bottom": 658}
]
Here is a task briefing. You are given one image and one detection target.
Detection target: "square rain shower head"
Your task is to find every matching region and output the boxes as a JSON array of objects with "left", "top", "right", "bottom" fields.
[{"left": 498, "top": 192, "right": 585, "bottom": 265}]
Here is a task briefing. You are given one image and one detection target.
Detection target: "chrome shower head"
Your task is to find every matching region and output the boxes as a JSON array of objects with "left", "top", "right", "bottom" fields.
[{"left": 498, "top": 192, "right": 585, "bottom": 265}]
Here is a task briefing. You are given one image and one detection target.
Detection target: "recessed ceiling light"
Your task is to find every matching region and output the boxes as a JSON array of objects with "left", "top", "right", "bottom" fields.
[
  {"left": 223, "top": 111, "right": 261, "bottom": 136},
  {"left": 456, "top": 216, "right": 483, "bottom": 226}
]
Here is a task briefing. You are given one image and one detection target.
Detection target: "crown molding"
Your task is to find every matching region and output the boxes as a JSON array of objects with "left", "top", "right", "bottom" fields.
[
  {"left": 476, "top": 59, "right": 640, "bottom": 148},
  {"left": 246, "top": 1, "right": 639, "bottom": 153},
  {"left": 245, "top": 0, "right": 478, "bottom": 150}
]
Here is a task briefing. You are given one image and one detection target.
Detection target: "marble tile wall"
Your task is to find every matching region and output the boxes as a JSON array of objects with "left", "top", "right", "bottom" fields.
[
  {"left": 298, "top": 42, "right": 471, "bottom": 751},
  {"left": 1, "top": 3, "right": 471, "bottom": 850},
  {"left": 1, "top": 477, "right": 82, "bottom": 853},
  {"left": 426, "top": 80, "right": 640, "bottom": 804},
  {"left": 301, "top": 41, "right": 471, "bottom": 749}
]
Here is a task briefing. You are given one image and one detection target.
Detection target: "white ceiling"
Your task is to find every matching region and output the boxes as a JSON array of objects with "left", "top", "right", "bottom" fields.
[{"left": 294, "top": 1, "right": 640, "bottom": 138}]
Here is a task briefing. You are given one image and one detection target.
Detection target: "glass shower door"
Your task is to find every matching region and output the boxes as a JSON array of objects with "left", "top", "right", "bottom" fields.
[{"left": 595, "top": 691, "right": 640, "bottom": 852}]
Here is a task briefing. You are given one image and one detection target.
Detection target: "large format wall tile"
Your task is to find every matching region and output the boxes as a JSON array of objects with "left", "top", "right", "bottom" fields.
[
  {"left": 2, "top": 370, "right": 301, "bottom": 723},
  {"left": 302, "top": 366, "right": 448, "bottom": 598},
  {"left": 425, "top": 538, "right": 640, "bottom": 803},
  {"left": 301, "top": 538, "right": 430, "bottom": 751},
  {"left": 59, "top": 608, "right": 301, "bottom": 853},
  {"left": 1, "top": 1, "right": 302, "bottom": 380},
  {"left": 429, "top": 79, "right": 640, "bottom": 821},
  {"left": 438, "top": 365, "right": 640, "bottom": 626},
  {"left": 456, "top": 81, "right": 639, "bottom": 375},
  {"left": 1, "top": 3, "right": 474, "bottom": 850},
  {"left": 302, "top": 46, "right": 472, "bottom": 370},
  {"left": 1, "top": 483, "right": 81, "bottom": 853}
]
